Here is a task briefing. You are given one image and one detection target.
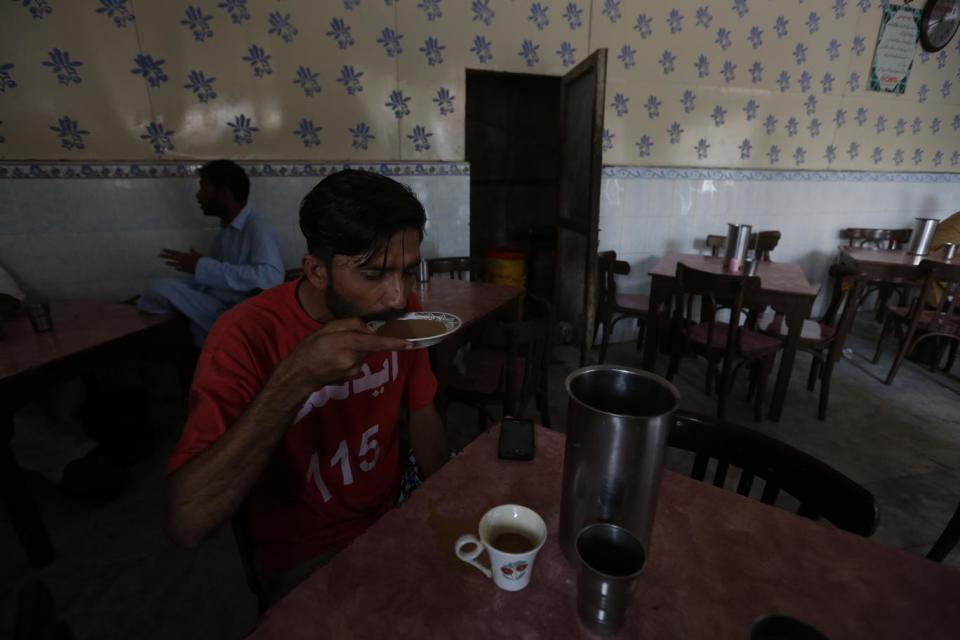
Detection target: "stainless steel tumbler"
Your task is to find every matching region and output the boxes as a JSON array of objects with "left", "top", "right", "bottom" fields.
[
  {"left": 909, "top": 218, "right": 940, "bottom": 256},
  {"left": 576, "top": 523, "right": 646, "bottom": 635},
  {"left": 559, "top": 365, "right": 680, "bottom": 563},
  {"left": 725, "top": 223, "right": 753, "bottom": 266}
]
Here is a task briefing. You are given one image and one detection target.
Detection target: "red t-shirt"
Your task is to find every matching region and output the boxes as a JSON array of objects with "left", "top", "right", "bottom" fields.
[{"left": 166, "top": 279, "right": 437, "bottom": 571}]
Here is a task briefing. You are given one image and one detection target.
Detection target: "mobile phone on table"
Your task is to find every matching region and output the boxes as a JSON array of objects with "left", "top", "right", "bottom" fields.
[{"left": 498, "top": 417, "right": 535, "bottom": 461}]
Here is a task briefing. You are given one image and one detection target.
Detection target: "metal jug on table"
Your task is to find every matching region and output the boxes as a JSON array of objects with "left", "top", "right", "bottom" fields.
[
  {"left": 725, "top": 223, "right": 753, "bottom": 271},
  {"left": 558, "top": 365, "right": 681, "bottom": 564}
]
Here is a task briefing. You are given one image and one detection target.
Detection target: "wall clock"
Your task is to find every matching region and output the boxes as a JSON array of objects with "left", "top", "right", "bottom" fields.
[{"left": 919, "top": 0, "right": 960, "bottom": 52}]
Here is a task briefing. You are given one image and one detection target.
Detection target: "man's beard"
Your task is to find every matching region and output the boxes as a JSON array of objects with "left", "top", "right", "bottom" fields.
[{"left": 325, "top": 278, "right": 407, "bottom": 322}]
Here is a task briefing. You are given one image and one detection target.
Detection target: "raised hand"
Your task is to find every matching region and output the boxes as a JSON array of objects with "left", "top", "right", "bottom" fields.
[
  {"left": 160, "top": 247, "right": 203, "bottom": 274},
  {"left": 275, "top": 318, "right": 413, "bottom": 392}
]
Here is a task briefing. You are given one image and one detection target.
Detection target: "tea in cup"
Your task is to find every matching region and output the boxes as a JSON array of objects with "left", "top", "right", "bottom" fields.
[{"left": 454, "top": 504, "right": 547, "bottom": 591}]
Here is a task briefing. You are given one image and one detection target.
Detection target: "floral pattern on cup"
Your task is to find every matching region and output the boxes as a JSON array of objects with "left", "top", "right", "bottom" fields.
[{"left": 500, "top": 560, "right": 529, "bottom": 580}]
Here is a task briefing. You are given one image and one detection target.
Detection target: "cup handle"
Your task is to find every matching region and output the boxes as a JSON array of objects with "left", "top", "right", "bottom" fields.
[{"left": 454, "top": 534, "right": 492, "bottom": 579}]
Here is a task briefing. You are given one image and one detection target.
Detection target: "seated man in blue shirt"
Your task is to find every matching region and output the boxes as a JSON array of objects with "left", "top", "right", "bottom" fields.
[{"left": 139, "top": 160, "right": 284, "bottom": 345}]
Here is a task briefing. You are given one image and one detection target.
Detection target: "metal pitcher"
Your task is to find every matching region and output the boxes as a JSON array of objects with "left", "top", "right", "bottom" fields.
[
  {"left": 558, "top": 365, "right": 681, "bottom": 564},
  {"left": 909, "top": 218, "right": 940, "bottom": 256},
  {"left": 725, "top": 223, "right": 753, "bottom": 265}
]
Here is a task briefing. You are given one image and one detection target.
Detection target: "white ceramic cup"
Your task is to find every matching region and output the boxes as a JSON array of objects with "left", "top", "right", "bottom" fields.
[{"left": 454, "top": 504, "right": 547, "bottom": 591}]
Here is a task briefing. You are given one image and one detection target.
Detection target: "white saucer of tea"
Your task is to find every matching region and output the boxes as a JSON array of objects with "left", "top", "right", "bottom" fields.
[{"left": 368, "top": 312, "right": 461, "bottom": 348}]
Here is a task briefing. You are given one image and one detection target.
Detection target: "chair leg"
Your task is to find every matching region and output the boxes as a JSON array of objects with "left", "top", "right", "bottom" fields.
[
  {"left": 598, "top": 318, "right": 612, "bottom": 365},
  {"left": 817, "top": 359, "right": 835, "bottom": 421},
  {"left": 930, "top": 337, "right": 945, "bottom": 373},
  {"left": 873, "top": 314, "right": 893, "bottom": 364},
  {"left": 874, "top": 285, "right": 893, "bottom": 322},
  {"left": 666, "top": 351, "right": 680, "bottom": 381},
  {"left": 753, "top": 356, "right": 773, "bottom": 422},
  {"left": 717, "top": 360, "right": 733, "bottom": 420},
  {"left": 927, "top": 503, "right": 960, "bottom": 562},
  {"left": 944, "top": 340, "right": 959, "bottom": 373},
  {"left": 745, "top": 361, "right": 758, "bottom": 402},
  {"left": 705, "top": 353, "right": 715, "bottom": 395},
  {"left": 885, "top": 335, "right": 920, "bottom": 385},
  {"left": 634, "top": 319, "right": 647, "bottom": 353},
  {"left": 807, "top": 357, "right": 821, "bottom": 392}
]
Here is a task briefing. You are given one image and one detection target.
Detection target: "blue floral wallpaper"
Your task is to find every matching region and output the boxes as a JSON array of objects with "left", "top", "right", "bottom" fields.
[{"left": 0, "top": 0, "right": 958, "bottom": 172}]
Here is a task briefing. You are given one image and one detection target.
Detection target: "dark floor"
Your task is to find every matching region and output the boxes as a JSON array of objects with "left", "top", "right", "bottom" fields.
[{"left": 2, "top": 313, "right": 959, "bottom": 639}]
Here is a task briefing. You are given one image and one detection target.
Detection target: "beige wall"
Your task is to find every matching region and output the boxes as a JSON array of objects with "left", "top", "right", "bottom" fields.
[{"left": 1, "top": 0, "right": 958, "bottom": 171}]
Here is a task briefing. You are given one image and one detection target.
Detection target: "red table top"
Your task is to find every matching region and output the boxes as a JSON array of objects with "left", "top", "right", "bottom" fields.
[
  {"left": 414, "top": 279, "right": 524, "bottom": 331},
  {"left": 0, "top": 300, "right": 180, "bottom": 385},
  {"left": 249, "top": 426, "right": 960, "bottom": 639},
  {"left": 650, "top": 253, "right": 818, "bottom": 297}
]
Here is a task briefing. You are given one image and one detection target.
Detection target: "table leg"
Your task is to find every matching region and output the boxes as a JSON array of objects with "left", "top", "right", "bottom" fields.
[
  {"left": 643, "top": 277, "right": 667, "bottom": 372},
  {"left": 1, "top": 404, "right": 56, "bottom": 567},
  {"left": 767, "top": 307, "right": 803, "bottom": 422}
]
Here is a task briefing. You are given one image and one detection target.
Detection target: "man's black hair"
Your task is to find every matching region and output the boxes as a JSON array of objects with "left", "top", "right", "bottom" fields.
[
  {"left": 198, "top": 159, "right": 250, "bottom": 203},
  {"left": 299, "top": 169, "right": 426, "bottom": 264}
]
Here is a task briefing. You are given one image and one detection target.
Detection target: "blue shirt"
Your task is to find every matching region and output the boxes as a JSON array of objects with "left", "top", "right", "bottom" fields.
[{"left": 194, "top": 205, "right": 284, "bottom": 305}]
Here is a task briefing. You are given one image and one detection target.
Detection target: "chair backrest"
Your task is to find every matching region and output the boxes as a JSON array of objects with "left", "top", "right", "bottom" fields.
[
  {"left": 753, "top": 230, "right": 781, "bottom": 261},
  {"left": 821, "top": 264, "right": 866, "bottom": 363},
  {"left": 908, "top": 260, "right": 960, "bottom": 334},
  {"left": 481, "top": 293, "right": 554, "bottom": 419},
  {"left": 842, "top": 227, "right": 913, "bottom": 250},
  {"left": 669, "top": 411, "right": 879, "bottom": 536},
  {"left": 706, "top": 235, "right": 727, "bottom": 257},
  {"left": 427, "top": 256, "right": 486, "bottom": 280},
  {"left": 672, "top": 263, "right": 761, "bottom": 368},
  {"left": 705, "top": 231, "right": 781, "bottom": 261},
  {"left": 596, "top": 250, "right": 630, "bottom": 314}
]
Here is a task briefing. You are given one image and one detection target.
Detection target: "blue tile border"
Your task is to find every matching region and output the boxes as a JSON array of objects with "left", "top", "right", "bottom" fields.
[
  {"left": 4, "top": 162, "right": 955, "bottom": 183},
  {"left": 601, "top": 166, "right": 960, "bottom": 183},
  {"left": 0, "top": 161, "right": 471, "bottom": 179}
]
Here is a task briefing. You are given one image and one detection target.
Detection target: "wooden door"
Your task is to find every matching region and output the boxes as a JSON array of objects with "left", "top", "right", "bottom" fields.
[{"left": 554, "top": 48, "right": 606, "bottom": 366}]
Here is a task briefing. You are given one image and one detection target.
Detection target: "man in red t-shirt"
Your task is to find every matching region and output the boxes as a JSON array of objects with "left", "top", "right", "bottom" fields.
[{"left": 163, "top": 170, "right": 449, "bottom": 605}]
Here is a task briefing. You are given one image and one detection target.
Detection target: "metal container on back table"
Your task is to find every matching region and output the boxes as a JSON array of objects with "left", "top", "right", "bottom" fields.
[
  {"left": 725, "top": 223, "right": 753, "bottom": 271},
  {"left": 909, "top": 218, "right": 940, "bottom": 256},
  {"left": 558, "top": 365, "right": 681, "bottom": 563}
]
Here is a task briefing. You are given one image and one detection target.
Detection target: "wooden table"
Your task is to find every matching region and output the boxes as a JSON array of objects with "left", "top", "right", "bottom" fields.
[
  {"left": 839, "top": 245, "right": 952, "bottom": 280},
  {"left": 642, "top": 254, "right": 817, "bottom": 421},
  {"left": 248, "top": 425, "right": 960, "bottom": 639},
  {"left": 1, "top": 300, "right": 188, "bottom": 567},
  {"left": 415, "top": 279, "right": 525, "bottom": 413}
]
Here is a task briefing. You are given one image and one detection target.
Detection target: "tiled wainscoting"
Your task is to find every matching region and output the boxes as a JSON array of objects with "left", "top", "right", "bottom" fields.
[
  {"left": 598, "top": 168, "right": 960, "bottom": 341},
  {"left": 0, "top": 162, "right": 469, "bottom": 300},
  {"left": 3, "top": 162, "right": 960, "bottom": 325}
]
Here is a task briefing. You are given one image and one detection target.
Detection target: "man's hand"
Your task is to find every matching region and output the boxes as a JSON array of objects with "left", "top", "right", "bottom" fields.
[
  {"left": 274, "top": 318, "right": 413, "bottom": 394},
  {"left": 160, "top": 247, "right": 203, "bottom": 274}
]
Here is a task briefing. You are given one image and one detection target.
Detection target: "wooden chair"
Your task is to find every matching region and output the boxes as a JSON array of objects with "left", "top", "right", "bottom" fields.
[
  {"left": 927, "top": 502, "right": 960, "bottom": 562},
  {"left": 670, "top": 411, "right": 879, "bottom": 537},
  {"left": 841, "top": 227, "right": 914, "bottom": 321},
  {"left": 427, "top": 256, "right": 486, "bottom": 281},
  {"left": 595, "top": 251, "right": 650, "bottom": 364},
  {"left": 763, "top": 264, "right": 865, "bottom": 420},
  {"left": 873, "top": 259, "right": 960, "bottom": 384},
  {"left": 445, "top": 293, "right": 553, "bottom": 430},
  {"left": 841, "top": 227, "right": 912, "bottom": 250},
  {"left": 705, "top": 230, "right": 782, "bottom": 261},
  {"left": 667, "top": 264, "right": 783, "bottom": 421}
]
